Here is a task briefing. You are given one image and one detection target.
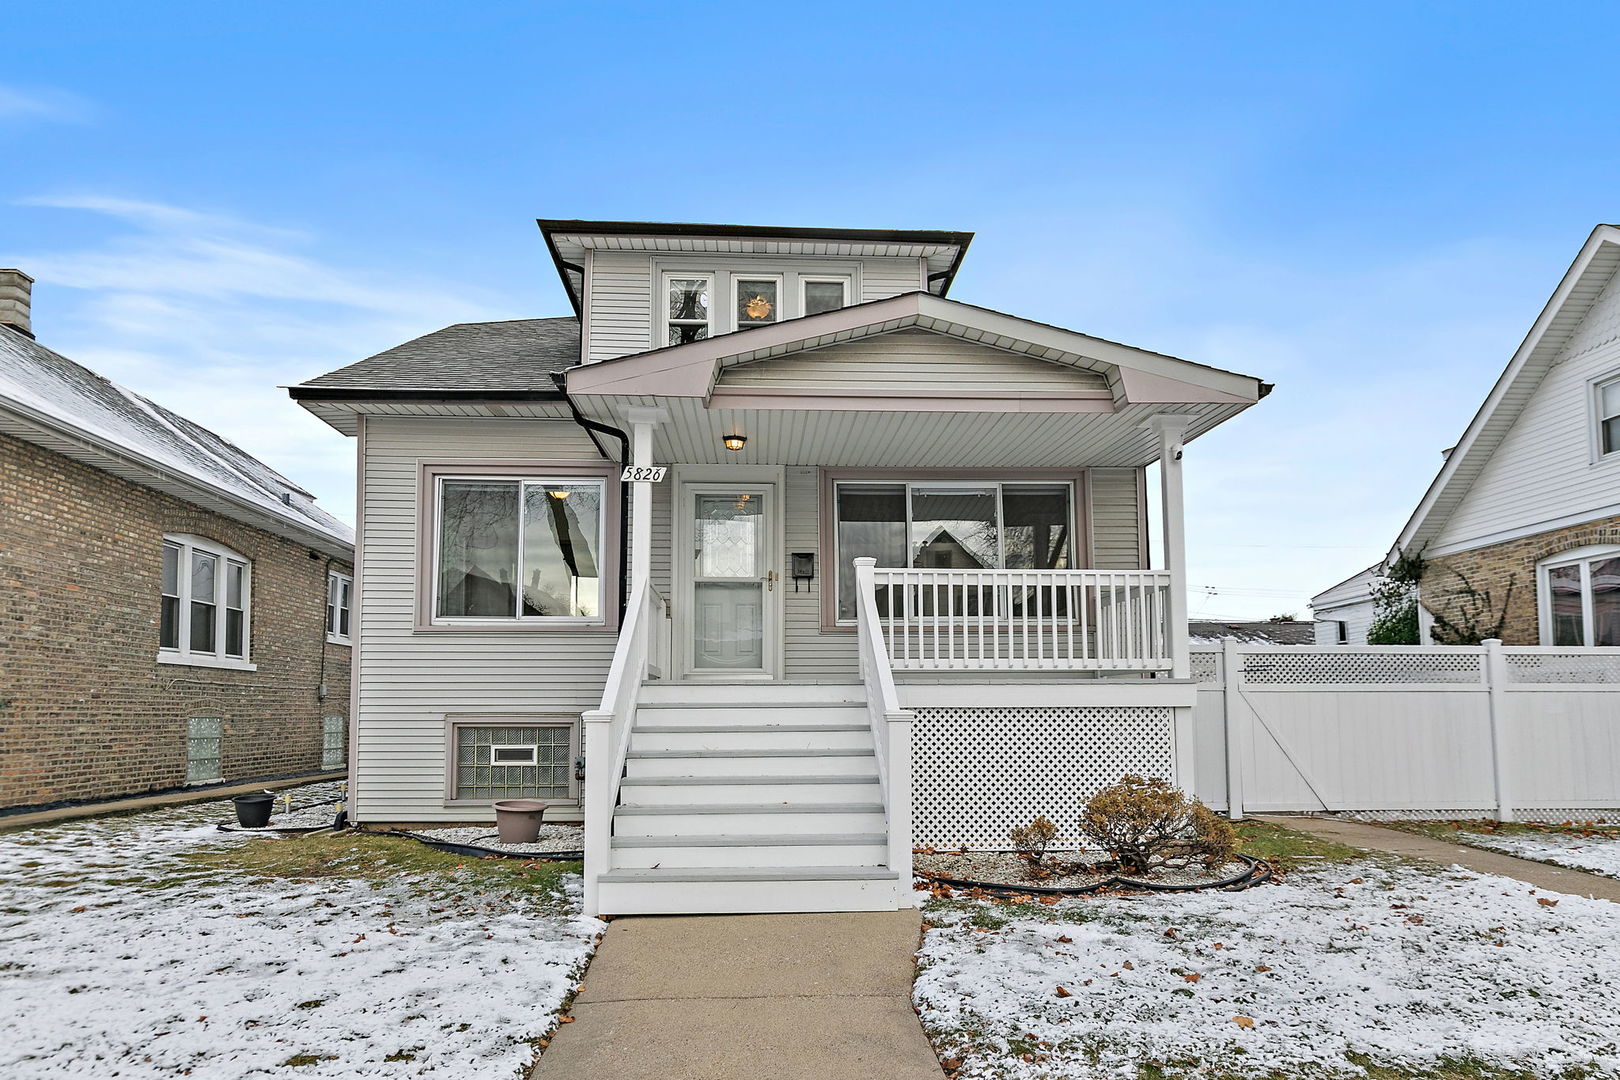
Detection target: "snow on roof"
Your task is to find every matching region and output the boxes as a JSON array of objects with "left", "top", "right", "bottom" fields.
[
  {"left": 1188, "top": 620, "right": 1317, "bottom": 645},
  {"left": 0, "top": 326, "right": 352, "bottom": 553}
]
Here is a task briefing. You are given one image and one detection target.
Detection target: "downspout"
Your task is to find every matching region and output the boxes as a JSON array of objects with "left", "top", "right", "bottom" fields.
[{"left": 553, "top": 372, "right": 631, "bottom": 623}]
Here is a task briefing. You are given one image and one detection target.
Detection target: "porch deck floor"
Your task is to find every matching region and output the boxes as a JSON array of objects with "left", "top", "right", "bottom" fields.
[{"left": 529, "top": 909, "right": 941, "bottom": 1080}]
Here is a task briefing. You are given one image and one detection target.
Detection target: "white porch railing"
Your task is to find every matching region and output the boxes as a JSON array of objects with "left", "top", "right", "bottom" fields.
[
  {"left": 581, "top": 579, "right": 667, "bottom": 916},
  {"left": 867, "top": 566, "right": 1175, "bottom": 672},
  {"left": 853, "top": 559, "right": 915, "bottom": 905}
]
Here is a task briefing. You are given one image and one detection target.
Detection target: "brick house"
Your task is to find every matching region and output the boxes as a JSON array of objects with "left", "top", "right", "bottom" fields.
[
  {"left": 1392, "top": 225, "right": 1620, "bottom": 645},
  {"left": 0, "top": 269, "right": 354, "bottom": 812}
]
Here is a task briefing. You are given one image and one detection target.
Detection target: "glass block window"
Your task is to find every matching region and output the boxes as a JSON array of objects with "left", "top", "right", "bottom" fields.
[
  {"left": 187, "top": 717, "right": 222, "bottom": 783},
  {"left": 322, "top": 715, "right": 346, "bottom": 770},
  {"left": 453, "top": 723, "right": 572, "bottom": 802}
]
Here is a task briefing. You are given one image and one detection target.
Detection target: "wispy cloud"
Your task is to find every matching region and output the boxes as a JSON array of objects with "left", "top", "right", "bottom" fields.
[
  {"left": 13, "top": 197, "right": 520, "bottom": 523},
  {"left": 0, "top": 84, "right": 93, "bottom": 124}
]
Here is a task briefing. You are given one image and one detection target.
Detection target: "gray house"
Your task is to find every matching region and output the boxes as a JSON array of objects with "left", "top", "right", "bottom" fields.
[{"left": 290, "top": 219, "right": 1269, "bottom": 916}]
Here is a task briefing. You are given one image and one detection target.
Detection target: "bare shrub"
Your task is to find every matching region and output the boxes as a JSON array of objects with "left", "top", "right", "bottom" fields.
[
  {"left": 1008, "top": 815, "right": 1059, "bottom": 879},
  {"left": 1077, "top": 775, "right": 1236, "bottom": 875}
]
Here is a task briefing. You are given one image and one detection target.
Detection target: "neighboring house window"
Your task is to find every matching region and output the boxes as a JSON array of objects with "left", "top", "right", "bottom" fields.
[
  {"left": 1540, "top": 546, "right": 1620, "bottom": 646},
  {"left": 1335, "top": 620, "right": 1349, "bottom": 644},
  {"left": 1596, "top": 374, "right": 1620, "bottom": 457},
  {"left": 160, "top": 536, "right": 252, "bottom": 667},
  {"left": 187, "top": 717, "right": 223, "bottom": 783},
  {"left": 665, "top": 275, "right": 712, "bottom": 345},
  {"left": 321, "top": 715, "right": 346, "bottom": 770},
  {"left": 433, "top": 477, "right": 607, "bottom": 623},
  {"left": 734, "top": 275, "right": 782, "bottom": 331},
  {"left": 449, "top": 721, "right": 574, "bottom": 803},
  {"left": 801, "top": 276, "right": 849, "bottom": 316},
  {"left": 326, "top": 570, "right": 353, "bottom": 644},
  {"left": 830, "top": 480, "right": 1075, "bottom": 622}
]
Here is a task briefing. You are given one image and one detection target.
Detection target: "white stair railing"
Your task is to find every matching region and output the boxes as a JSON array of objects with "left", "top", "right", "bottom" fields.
[
  {"left": 868, "top": 567, "right": 1175, "bottom": 672},
  {"left": 854, "top": 558, "right": 915, "bottom": 907},
  {"left": 581, "top": 579, "right": 666, "bottom": 916}
]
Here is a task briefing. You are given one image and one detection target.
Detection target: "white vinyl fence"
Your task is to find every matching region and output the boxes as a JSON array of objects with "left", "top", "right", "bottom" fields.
[{"left": 1192, "top": 640, "right": 1620, "bottom": 820}]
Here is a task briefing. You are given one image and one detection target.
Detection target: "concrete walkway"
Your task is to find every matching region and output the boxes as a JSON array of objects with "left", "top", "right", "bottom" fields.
[
  {"left": 1265, "top": 815, "right": 1620, "bottom": 902},
  {"left": 530, "top": 910, "right": 943, "bottom": 1080},
  {"left": 0, "top": 771, "right": 344, "bottom": 832}
]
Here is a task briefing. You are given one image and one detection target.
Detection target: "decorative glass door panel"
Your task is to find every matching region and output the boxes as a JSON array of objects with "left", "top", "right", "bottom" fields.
[{"left": 688, "top": 488, "right": 776, "bottom": 674}]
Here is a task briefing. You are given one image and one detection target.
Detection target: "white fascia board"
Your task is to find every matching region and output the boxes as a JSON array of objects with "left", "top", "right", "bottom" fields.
[{"left": 1391, "top": 225, "right": 1620, "bottom": 561}]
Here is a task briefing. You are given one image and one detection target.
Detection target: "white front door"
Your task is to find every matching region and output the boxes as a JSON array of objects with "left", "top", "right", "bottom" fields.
[{"left": 680, "top": 482, "right": 781, "bottom": 680}]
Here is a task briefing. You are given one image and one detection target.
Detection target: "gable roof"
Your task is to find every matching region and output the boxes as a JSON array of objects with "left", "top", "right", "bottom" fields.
[
  {"left": 295, "top": 317, "right": 579, "bottom": 394},
  {"left": 537, "top": 219, "right": 973, "bottom": 315},
  {"left": 1392, "top": 224, "right": 1620, "bottom": 560},
  {"left": 0, "top": 326, "right": 352, "bottom": 556},
  {"left": 1310, "top": 564, "right": 1380, "bottom": 611},
  {"left": 566, "top": 290, "right": 1269, "bottom": 406}
]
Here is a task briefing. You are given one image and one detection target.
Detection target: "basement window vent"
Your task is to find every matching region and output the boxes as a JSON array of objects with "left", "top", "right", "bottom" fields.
[
  {"left": 187, "top": 717, "right": 223, "bottom": 784},
  {"left": 490, "top": 744, "right": 540, "bottom": 766}
]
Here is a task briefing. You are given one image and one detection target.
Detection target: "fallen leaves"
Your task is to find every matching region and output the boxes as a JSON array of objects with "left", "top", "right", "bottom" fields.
[
  {"left": 1054, "top": 985, "right": 1072, "bottom": 998},
  {"left": 1537, "top": 897, "right": 1560, "bottom": 908},
  {"left": 1233, "top": 1015, "right": 1255, "bottom": 1029},
  {"left": 1182, "top": 973, "right": 1201, "bottom": 983}
]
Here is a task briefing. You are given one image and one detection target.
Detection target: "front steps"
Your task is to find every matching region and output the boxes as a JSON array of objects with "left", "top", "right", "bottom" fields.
[{"left": 596, "top": 684, "right": 904, "bottom": 915}]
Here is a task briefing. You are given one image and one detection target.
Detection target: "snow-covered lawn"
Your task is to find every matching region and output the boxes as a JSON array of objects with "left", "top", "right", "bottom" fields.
[
  {"left": 915, "top": 863, "right": 1620, "bottom": 1079},
  {"left": 0, "top": 784, "right": 602, "bottom": 1079},
  {"left": 1411, "top": 823, "right": 1620, "bottom": 882}
]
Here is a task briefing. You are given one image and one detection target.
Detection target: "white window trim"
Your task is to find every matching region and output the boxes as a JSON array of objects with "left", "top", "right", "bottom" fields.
[
  {"left": 731, "top": 273, "right": 784, "bottom": 334},
  {"left": 831, "top": 479, "right": 1079, "bottom": 626},
  {"left": 326, "top": 569, "right": 353, "bottom": 645},
  {"left": 431, "top": 475, "right": 609, "bottom": 626},
  {"left": 160, "top": 534, "right": 256, "bottom": 670},
  {"left": 660, "top": 271, "right": 714, "bottom": 348},
  {"left": 652, "top": 258, "right": 862, "bottom": 348},
  {"left": 1537, "top": 544, "right": 1620, "bottom": 646},
  {"left": 800, "top": 274, "right": 851, "bottom": 317},
  {"left": 1591, "top": 371, "right": 1620, "bottom": 464}
]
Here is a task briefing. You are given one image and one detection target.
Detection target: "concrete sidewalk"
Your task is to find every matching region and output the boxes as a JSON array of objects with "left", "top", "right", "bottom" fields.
[
  {"left": 530, "top": 910, "right": 943, "bottom": 1080},
  {"left": 1265, "top": 815, "right": 1620, "bottom": 902}
]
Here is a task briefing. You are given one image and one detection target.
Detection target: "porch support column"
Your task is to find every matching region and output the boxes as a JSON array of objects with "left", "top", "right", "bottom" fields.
[
  {"left": 624, "top": 407, "right": 667, "bottom": 591},
  {"left": 1149, "top": 415, "right": 1194, "bottom": 680}
]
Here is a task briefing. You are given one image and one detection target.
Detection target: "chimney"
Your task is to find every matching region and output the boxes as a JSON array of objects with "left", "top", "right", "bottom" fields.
[{"left": 0, "top": 270, "right": 34, "bottom": 338}]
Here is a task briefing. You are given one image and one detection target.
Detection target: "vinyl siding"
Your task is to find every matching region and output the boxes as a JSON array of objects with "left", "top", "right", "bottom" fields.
[
  {"left": 1432, "top": 270, "right": 1620, "bottom": 554},
  {"left": 353, "top": 416, "right": 615, "bottom": 822},
  {"left": 1088, "top": 468, "right": 1146, "bottom": 568},
  {"left": 584, "top": 253, "right": 927, "bottom": 364},
  {"left": 718, "top": 328, "right": 1111, "bottom": 393}
]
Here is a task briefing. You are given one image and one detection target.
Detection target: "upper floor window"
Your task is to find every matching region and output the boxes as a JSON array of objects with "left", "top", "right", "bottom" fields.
[
  {"left": 1540, "top": 546, "right": 1620, "bottom": 646},
  {"left": 661, "top": 269, "right": 852, "bottom": 345},
  {"left": 666, "top": 276, "right": 711, "bottom": 345},
  {"left": 327, "top": 570, "right": 353, "bottom": 644},
  {"left": 161, "top": 536, "right": 251, "bottom": 668},
  {"left": 1596, "top": 374, "right": 1620, "bottom": 457},
  {"left": 433, "top": 476, "right": 607, "bottom": 624}
]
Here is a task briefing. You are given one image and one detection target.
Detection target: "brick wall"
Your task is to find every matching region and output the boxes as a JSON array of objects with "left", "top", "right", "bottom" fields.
[
  {"left": 1419, "top": 515, "right": 1620, "bottom": 644},
  {"left": 0, "top": 431, "right": 352, "bottom": 811}
]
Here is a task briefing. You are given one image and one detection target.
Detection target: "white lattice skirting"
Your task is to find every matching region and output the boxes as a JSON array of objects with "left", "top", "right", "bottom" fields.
[{"left": 910, "top": 705, "right": 1175, "bottom": 850}]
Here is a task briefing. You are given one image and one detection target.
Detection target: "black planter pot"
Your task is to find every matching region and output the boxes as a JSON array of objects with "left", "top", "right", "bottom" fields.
[{"left": 233, "top": 794, "right": 275, "bottom": 828}]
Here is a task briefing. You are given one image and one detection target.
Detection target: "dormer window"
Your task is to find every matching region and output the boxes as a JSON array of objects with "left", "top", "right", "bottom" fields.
[
  {"left": 735, "top": 277, "right": 781, "bottom": 329},
  {"left": 666, "top": 276, "right": 711, "bottom": 345},
  {"left": 802, "top": 277, "right": 848, "bottom": 316}
]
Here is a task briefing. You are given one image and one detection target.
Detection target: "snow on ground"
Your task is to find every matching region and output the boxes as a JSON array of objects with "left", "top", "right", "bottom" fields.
[
  {"left": 915, "top": 863, "right": 1620, "bottom": 1078},
  {"left": 1453, "top": 828, "right": 1620, "bottom": 881},
  {"left": 0, "top": 784, "right": 602, "bottom": 1079}
]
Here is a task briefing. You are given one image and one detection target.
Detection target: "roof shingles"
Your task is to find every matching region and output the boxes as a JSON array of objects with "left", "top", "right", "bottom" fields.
[{"left": 298, "top": 317, "right": 580, "bottom": 391}]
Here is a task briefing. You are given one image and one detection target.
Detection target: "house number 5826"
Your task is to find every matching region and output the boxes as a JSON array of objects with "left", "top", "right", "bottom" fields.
[{"left": 621, "top": 466, "right": 668, "bottom": 482}]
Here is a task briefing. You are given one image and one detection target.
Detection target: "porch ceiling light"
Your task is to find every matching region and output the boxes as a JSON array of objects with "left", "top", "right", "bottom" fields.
[
  {"left": 547, "top": 489, "right": 571, "bottom": 500},
  {"left": 722, "top": 433, "right": 747, "bottom": 452}
]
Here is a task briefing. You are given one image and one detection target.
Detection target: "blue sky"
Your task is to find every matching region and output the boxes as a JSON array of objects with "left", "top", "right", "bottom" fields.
[{"left": 5, "top": 2, "right": 1619, "bottom": 618}]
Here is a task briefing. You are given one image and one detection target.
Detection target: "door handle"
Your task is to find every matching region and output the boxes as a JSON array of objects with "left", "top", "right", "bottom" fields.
[{"left": 766, "top": 570, "right": 778, "bottom": 592}]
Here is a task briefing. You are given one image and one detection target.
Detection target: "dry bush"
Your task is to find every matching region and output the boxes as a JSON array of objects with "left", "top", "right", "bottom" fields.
[
  {"left": 1077, "top": 775, "right": 1236, "bottom": 875},
  {"left": 1008, "top": 814, "right": 1059, "bottom": 878}
]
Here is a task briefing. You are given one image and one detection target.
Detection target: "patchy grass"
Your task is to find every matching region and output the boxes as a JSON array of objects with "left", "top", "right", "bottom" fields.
[
  {"left": 174, "top": 828, "right": 579, "bottom": 898},
  {"left": 1231, "top": 818, "right": 1366, "bottom": 871},
  {"left": 1379, "top": 818, "right": 1620, "bottom": 881},
  {"left": 916, "top": 860, "right": 1620, "bottom": 1080},
  {"left": 1385, "top": 818, "right": 1620, "bottom": 843}
]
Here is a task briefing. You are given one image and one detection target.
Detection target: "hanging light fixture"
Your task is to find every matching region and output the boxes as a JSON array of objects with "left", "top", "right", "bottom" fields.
[
  {"left": 547, "top": 488, "right": 571, "bottom": 500},
  {"left": 722, "top": 433, "right": 747, "bottom": 452}
]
